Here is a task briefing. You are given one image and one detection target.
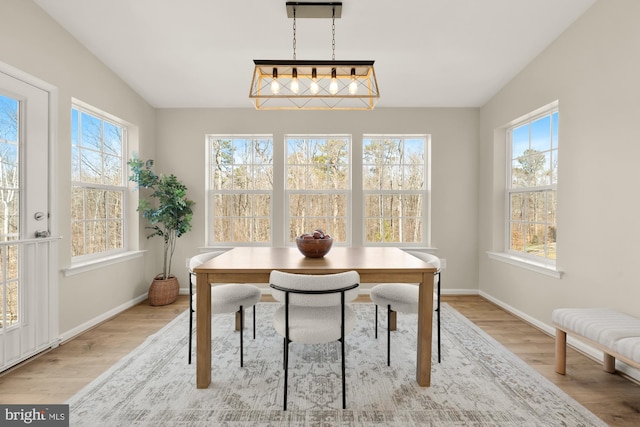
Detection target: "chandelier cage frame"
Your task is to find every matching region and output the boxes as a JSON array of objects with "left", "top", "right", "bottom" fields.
[{"left": 249, "top": 2, "right": 380, "bottom": 110}]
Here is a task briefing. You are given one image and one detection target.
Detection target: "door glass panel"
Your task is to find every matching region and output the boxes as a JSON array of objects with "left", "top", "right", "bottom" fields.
[{"left": 0, "top": 94, "right": 20, "bottom": 328}]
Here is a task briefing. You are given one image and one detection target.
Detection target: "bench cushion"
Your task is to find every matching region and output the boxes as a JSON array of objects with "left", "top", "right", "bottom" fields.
[
  {"left": 552, "top": 308, "right": 640, "bottom": 350},
  {"left": 613, "top": 337, "right": 640, "bottom": 363}
]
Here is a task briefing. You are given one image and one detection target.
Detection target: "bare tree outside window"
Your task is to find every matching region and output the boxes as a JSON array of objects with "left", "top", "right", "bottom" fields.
[
  {"left": 286, "top": 136, "right": 350, "bottom": 242},
  {"left": 0, "top": 95, "right": 20, "bottom": 327},
  {"left": 363, "top": 135, "right": 427, "bottom": 244},
  {"left": 508, "top": 109, "right": 558, "bottom": 260},
  {"left": 71, "top": 106, "right": 126, "bottom": 258},
  {"left": 209, "top": 135, "right": 273, "bottom": 243}
]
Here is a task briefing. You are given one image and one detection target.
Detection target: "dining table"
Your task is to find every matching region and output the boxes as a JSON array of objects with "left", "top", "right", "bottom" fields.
[{"left": 194, "top": 246, "right": 436, "bottom": 388}]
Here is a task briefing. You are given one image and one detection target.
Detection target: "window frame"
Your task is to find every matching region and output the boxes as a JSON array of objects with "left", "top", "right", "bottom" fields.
[
  {"left": 206, "top": 134, "right": 274, "bottom": 246},
  {"left": 70, "top": 102, "right": 128, "bottom": 262},
  {"left": 362, "top": 134, "right": 430, "bottom": 246},
  {"left": 505, "top": 104, "right": 558, "bottom": 265},
  {"left": 284, "top": 134, "right": 352, "bottom": 246}
]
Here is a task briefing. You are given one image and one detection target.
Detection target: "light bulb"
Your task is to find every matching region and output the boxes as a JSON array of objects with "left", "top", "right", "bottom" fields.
[
  {"left": 310, "top": 68, "right": 320, "bottom": 95},
  {"left": 349, "top": 80, "right": 358, "bottom": 95},
  {"left": 290, "top": 68, "right": 299, "bottom": 94},
  {"left": 270, "top": 68, "right": 280, "bottom": 94},
  {"left": 348, "top": 68, "right": 358, "bottom": 95},
  {"left": 329, "top": 68, "right": 338, "bottom": 95},
  {"left": 271, "top": 80, "right": 280, "bottom": 94}
]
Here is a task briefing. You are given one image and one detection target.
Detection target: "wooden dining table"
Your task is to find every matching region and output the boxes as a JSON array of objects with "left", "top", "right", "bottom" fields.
[{"left": 194, "top": 246, "right": 436, "bottom": 388}]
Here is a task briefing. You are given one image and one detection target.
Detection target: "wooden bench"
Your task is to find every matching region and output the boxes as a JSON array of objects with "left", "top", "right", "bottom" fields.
[{"left": 553, "top": 308, "right": 640, "bottom": 374}]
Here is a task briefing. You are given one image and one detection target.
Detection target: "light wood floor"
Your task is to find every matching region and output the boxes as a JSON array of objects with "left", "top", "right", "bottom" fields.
[{"left": 1, "top": 295, "right": 639, "bottom": 425}]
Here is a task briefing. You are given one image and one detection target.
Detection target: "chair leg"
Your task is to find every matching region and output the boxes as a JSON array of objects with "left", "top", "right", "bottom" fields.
[
  {"left": 188, "top": 303, "right": 193, "bottom": 365},
  {"left": 253, "top": 305, "right": 256, "bottom": 340},
  {"left": 437, "top": 272, "right": 441, "bottom": 363},
  {"left": 284, "top": 338, "right": 289, "bottom": 411},
  {"left": 239, "top": 306, "right": 244, "bottom": 368},
  {"left": 387, "top": 304, "right": 391, "bottom": 367},
  {"left": 341, "top": 336, "right": 346, "bottom": 409},
  {"left": 375, "top": 305, "right": 378, "bottom": 339},
  {"left": 437, "top": 300, "right": 441, "bottom": 364}
]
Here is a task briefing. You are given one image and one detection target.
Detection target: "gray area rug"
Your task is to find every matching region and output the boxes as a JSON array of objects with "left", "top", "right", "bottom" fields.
[{"left": 67, "top": 303, "right": 605, "bottom": 426}]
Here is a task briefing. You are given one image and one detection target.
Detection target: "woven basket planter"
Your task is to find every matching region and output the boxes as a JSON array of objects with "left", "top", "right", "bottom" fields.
[{"left": 148, "top": 275, "right": 180, "bottom": 306}]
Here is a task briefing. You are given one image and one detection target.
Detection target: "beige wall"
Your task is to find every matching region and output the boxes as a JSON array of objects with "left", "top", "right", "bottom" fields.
[
  {"left": 1, "top": 0, "right": 158, "bottom": 334},
  {"left": 478, "top": 0, "right": 640, "bottom": 324},
  {"left": 155, "top": 108, "right": 479, "bottom": 293}
]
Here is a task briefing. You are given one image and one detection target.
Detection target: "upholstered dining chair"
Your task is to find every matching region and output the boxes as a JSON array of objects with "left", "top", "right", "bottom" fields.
[
  {"left": 188, "top": 252, "right": 261, "bottom": 367},
  {"left": 370, "top": 251, "right": 441, "bottom": 366},
  {"left": 269, "top": 270, "right": 360, "bottom": 411}
]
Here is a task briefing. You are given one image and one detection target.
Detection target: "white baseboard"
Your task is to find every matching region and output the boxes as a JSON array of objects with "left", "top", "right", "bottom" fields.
[
  {"left": 479, "top": 290, "right": 640, "bottom": 383},
  {"left": 58, "top": 293, "right": 148, "bottom": 343}
]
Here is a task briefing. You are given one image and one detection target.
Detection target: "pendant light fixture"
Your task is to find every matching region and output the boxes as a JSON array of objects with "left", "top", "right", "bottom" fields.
[{"left": 249, "top": 2, "right": 380, "bottom": 110}]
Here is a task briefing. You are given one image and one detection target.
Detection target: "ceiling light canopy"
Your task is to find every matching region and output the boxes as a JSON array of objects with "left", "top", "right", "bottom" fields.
[{"left": 249, "top": 2, "right": 380, "bottom": 110}]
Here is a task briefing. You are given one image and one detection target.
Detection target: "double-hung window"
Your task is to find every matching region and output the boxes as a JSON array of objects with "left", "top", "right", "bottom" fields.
[
  {"left": 507, "top": 107, "right": 558, "bottom": 261},
  {"left": 363, "top": 135, "right": 428, "bottom": 244},
  {"left": 71, "top": 105, "right": 127, "bottom": 259},
  {"left": 207, "top": 135, "right": 273, "bottom": 244},
  {"left": 286, "top": 135, "right": 350, "bottom": 242}
]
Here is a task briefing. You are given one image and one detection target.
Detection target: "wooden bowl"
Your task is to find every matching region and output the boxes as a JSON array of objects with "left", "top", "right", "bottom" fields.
[{"left": 296, "top": 237, "right": 333, "bottom": 258}]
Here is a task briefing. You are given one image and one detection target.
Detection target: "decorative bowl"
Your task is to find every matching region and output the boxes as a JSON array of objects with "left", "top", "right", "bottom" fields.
[{"left": 296, "top": 236, "right": 333, "bottom": 258}]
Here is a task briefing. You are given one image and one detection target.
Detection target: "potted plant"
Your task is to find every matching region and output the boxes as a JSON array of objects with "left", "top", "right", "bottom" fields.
[{"left": 128, "top": 154, "right": 195, "bottom": 306}]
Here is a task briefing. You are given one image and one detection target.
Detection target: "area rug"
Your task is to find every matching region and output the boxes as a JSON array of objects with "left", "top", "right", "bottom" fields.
[{"left": 66, "top": 303, "right": 606, "bottom": 426}]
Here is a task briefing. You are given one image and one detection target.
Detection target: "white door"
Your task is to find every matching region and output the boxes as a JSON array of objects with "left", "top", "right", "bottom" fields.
[{"left": 0, "top": 68, "right": 58, "bottom": 372}]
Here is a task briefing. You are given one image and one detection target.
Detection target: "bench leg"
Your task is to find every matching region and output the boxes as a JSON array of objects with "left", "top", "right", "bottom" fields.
[
  {"left": 555, "top": 329, "right": 567, "bottom": 375},
  {"left": 603, "top": 353, "right": 616, "bottom": 374}
]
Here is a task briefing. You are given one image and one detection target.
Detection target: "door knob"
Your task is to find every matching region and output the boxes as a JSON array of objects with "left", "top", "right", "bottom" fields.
[{"left": 35, "top": 230, "right": 50, "bottom": 238}]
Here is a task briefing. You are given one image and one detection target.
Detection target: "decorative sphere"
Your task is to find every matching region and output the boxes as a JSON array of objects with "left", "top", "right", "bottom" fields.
[{"left": 296, "top": 236, "right": 333, "bottom": 258}]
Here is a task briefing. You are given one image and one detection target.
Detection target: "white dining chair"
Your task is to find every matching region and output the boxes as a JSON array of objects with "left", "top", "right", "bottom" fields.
[
  {"left": 269, "top": 270, "right": 360, "bottom": 410},
  {"left": 188, "top": 252, "right": 261, "bottom": 367},
  {"left": 370, "top": 251, "right": 441, "bottom": 365}
]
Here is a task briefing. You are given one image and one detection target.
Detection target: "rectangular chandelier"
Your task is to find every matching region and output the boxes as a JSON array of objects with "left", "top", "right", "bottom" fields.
[
  {"left": 249, "top": 2, "right": 380, "bottom": 110},
  {"left": 249, "top": 59, "right": 380, "bottom": 110}
]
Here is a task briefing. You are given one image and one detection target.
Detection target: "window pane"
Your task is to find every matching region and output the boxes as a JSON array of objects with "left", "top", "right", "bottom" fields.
[
  {"left": 108, "top": 220, "right": 122, "bottom": 250},
  {"left": 403, "top": 218, "right": 422, "bottom": 243},
  {"left": 530, "top": 115, "right": 551, "bottom": 152},
  {"left": 80, "top": 112, "right": 102, "bottom": 150},
  {"left": 510, "top": 223, "right": 524, "bottom": 252},
  {"left": 71, "top": 188, "right": 84, "bottom": 220},
  {"left": 103, "top": 121, "right": 122, "bottom": 155},
  {"left": 86, "top": 189, "right": 106, "bottom": 219},
  {"left": 512, "top": 124, "right": 529, "bottom": 158},
  {"left": 71, "top": 222, "right": 85, "bottom": 257},
  {"left": 510, "top": 193, "right": 524, "bottom": 221},
  {"left": 253, "top": 218, "right": 270, "bottom": 243}
]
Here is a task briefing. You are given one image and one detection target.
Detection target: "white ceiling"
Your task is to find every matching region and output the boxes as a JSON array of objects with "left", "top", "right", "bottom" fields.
[{"left": 33, "top": 0, "right": 596, "bottom": 109}]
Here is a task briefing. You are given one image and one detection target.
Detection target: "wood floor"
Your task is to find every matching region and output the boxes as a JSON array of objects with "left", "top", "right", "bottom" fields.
[{"left": 1, "top": 294, "right": 639, "bottom": 425}]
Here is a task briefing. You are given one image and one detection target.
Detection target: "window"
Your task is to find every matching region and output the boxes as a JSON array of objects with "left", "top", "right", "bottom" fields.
[
  {"left": 71, "top": 105, "right": 127, "bottom": 259},
  {"left": 286, "top": 135, "right": 350, "bottom": 242},
  {"left": 208, "top": 135, "right": 273, "bottom": 244},
  {"left": 507, "top": 108, "right": 558, "bottom": 261},
  {"left": 206, "top": 133, "right": 430, "bottom": 247},
  {"left": 363, "top": 135, "right": 428, "bottom": 244}
]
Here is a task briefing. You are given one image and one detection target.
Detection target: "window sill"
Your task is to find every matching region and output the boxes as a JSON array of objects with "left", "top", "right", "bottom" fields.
[
  {"left": 63, "top": 250, "right": 146, "bottom": 277},
  {"left": 486, "top": 251, "right": 563, "bottom": 279}
]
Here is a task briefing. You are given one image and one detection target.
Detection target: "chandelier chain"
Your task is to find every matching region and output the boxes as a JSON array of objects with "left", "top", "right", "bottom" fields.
[
  {"left": 332, "top": 7, "right": 336, "bottom": 60},
  {"left": 292, "top": 8, "right": 297, "bottom": 60}
]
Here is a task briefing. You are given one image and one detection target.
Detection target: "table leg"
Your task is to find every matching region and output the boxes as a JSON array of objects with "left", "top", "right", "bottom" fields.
[
  {"left": 196, "top": 272, "right": 212, "bottom": 388},
  {"left": 416, "top": 271, "right": 433, "bottom": 386}
]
